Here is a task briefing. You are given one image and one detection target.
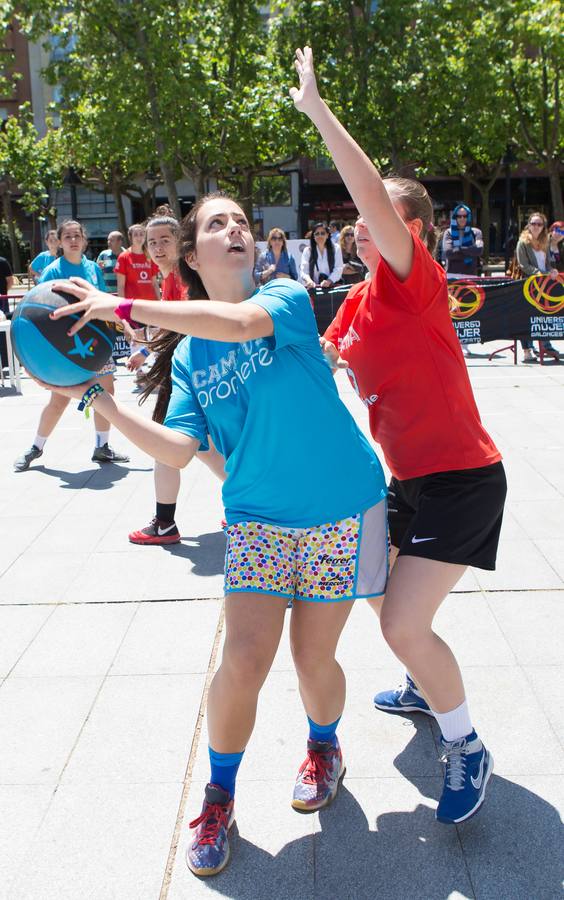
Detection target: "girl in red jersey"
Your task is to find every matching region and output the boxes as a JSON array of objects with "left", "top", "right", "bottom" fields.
[
  {"left": 292, "top": 47, "right": 507, "bottom": 825},
  {"left": 116, "top": 223, "right": 160, "bottom": 378},
  {"left": 129, "top": 211, "right": 225, "bottom": 545}
]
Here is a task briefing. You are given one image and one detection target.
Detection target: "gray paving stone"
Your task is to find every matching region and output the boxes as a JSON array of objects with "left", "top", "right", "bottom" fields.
[
  {"left": 63, "top": 550, "right": 174, "bottom": 603},
  {"left": 461, "top": 667, "right": 564, "bottom": 776},
  {"left": 486, "top": 590, "right": 564, "bottom": 665},
  {"left": 523, "top": 665, "right": 564, "bottom": 747},
  {"left": 61, "top": 673, "right": 205, "bottom": 784},
  {"left": 457, "top": 774, "right": 564, "bottom": 900},
  {"left": 0, "top": 785, "right": 54, "bottom": 896},
  {"left": 9, "top": 781, "right": 183, "bottom": 900},
  {"left": 28, "top": 511, "right": 118, "bottom": 554},
  {"left": 312, "top": 777, "right": 472, "bottom": 900},
  {"left": 12, "top": 603, "right": 137, "bottom": 677},
  {"left": 111, "top": 598, "right": 221, "bottom": 675},
  {"left": 0, "top": 676, "right": 102, "bottom": 785},
  {"left": 510, "top": 500, "right": 564, "bottom": 540},
  {"left": 0, "top": 606, "right": 53, "bottom": 678},
  {"left": 475, "top": 540, "right": 563, "bottom": 591},
  {"left": 167, "top": 780, "right": 315, "bottom": 900},
  {"left": 535, "top": 539, "right": 564, "bottom": 581},
  {"left": 0, "top": 552, "right": 90, "bottom": 605}
]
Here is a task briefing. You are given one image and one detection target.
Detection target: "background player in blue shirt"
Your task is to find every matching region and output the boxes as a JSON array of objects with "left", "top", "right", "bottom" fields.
[{"left": 14, "top": 220, "right": 129, "bottom": 471}]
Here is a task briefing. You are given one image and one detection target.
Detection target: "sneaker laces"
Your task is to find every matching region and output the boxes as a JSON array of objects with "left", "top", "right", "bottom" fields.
[
  {"left": 441, "top": 738, "right": 468, "bottom": 791},
  {"left": 189, "top": 803, "right": 230, "bottom": 846},
  {"left": 301, "top": 747, "right": 333, "bottom": 785}
]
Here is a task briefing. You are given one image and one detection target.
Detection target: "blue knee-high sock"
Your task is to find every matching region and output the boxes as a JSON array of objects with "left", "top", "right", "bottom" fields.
[
  {"left": 307, "top": 715, "right": 341, "bottom": 747},
  {"left": 209, "top": 747, "right": 245, "bottom": 798}
]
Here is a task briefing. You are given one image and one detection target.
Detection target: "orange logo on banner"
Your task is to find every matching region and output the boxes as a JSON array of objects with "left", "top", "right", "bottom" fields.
[
  {"left": 448, "top": 282, "right": 486, "bottom": 320},
  {"left": 523, "top": 275, "right": 564, "bottom": 315}
]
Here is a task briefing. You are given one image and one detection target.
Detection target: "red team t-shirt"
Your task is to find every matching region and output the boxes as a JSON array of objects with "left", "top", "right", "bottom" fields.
[
  {"left": 114, "top": 249, "right": 159, "bottom": 300},
  {"left": 324, "top": 236, "right": 501, "bottom": 481},
  {"left": 161, "top": 269, "right": 188, "bottom": 301}
]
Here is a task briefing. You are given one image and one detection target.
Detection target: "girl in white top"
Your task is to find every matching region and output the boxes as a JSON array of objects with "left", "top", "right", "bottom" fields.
[{"left": 300, "top": 221, "right": 343, "bottom": 289}]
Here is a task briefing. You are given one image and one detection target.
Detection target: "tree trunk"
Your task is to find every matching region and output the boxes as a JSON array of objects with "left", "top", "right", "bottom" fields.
[
  {"left": 462, "top": 177, "right": 473, "bottom": 206},
  {"left": 239, "top": 171, "right": 254, "bottom": 229},
  {"left": 1, "top": 190, "right": 21, "bottom": 272},
  {"left": 477, "top": 186, "right": 491, "bottom": 264},
  {"left": 195, "top": 170, "right": 206, "bottom": 200},
  {"left": 111, "top": 174, "right": 129, "bottom": 238},
  {"left": 136, "top": 27, "right": 182, "bottom": 220},
  {"left": 547, "top": 159, "right": 563, "bottom": 220}
]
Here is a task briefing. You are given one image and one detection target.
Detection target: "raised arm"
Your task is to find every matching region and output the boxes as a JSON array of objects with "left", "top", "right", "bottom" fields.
[
  {"left": 49, "top": 277, "right": 274, "bottom": 342},
  {"left": 290, "top": 47, "right": 413, "bottom": 280}
]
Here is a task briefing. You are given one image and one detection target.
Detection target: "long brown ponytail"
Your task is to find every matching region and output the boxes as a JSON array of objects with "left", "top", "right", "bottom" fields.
[{"left": 138, "top": 191, "right": 239, "bottom": 423}]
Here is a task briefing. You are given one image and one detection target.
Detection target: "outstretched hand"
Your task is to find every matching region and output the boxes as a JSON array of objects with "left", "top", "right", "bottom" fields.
[
  {"left": 319, "top": 337, "right": 348, "bottom": 373},
  {"left": 289, "top": 46, "right": 322, "bottom": 116},
  {"left": 49, "top": 277, "right": 119, "bottom": 336}
]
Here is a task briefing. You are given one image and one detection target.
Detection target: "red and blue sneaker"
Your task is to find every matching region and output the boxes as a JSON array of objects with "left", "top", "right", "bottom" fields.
[
  {"left": 436, "top": 730, "right": 494, "bottom": 824},
  {"left": 186, "top": 783, "right": 235, "bottom": 877},
  {"left": 291, "top": 739, "right": 345, "bottom": 812}
]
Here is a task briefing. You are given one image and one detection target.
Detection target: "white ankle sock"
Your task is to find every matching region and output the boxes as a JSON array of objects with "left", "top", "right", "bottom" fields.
[
  {"left": 433, "top": 700, "right": 472, "bottom": 742},
  {"left": 95, "top": 431, "right": 110, "bottom": 448},
  {"left": 33, "top": 434, "right": 47, "bottom": 450}
]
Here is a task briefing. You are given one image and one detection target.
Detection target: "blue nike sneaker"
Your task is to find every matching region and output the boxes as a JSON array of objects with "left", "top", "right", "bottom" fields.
[
  {"left": 373, "top": 674, "right": 433, "bottom": 716},
  {"left": 436, "top": 730, "right": 493, "bottom": 824}
]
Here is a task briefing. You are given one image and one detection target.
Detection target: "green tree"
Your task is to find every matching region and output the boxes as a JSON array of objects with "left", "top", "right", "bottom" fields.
[
  {"left": 15, "top": 0, "right": 305, "bottom": 222},
  {"left": 0, "top": 105, "right": 66, "bottom": 268},
  {"left": 503, "top": 0, "right": 563, "bottom": 218}
]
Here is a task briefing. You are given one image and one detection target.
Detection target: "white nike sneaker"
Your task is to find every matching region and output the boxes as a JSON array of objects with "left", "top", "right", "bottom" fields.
[{"left": 128, "top": 516, "right": 181, "bottom": 545}]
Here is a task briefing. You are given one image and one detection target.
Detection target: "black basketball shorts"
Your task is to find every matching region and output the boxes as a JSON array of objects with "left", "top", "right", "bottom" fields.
[{"left": 388, "top": 461, "right": 507, "bottom": 571}]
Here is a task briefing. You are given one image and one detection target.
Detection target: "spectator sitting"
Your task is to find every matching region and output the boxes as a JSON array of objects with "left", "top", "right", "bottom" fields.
[
  {"left": 254, "top": 228, "right": 298, "bottom": 285},
  {"left": 339, "top": 225, "right": 366, "bottom": 285},
  {"left": 299, "top": 221, "right": 343, "bottom": 291},
  {"left": 548, "top": 220, "right": 564, "bottom": 273},
  {"left": 96, "top": 230, "right": 124, "bottom": 293},
  {"left": 29, "top": 230, "right": 60, "bottom": 283},
  {"left": 329, "top": 220, "right": 341, "bottom": 244},
  {"left": 443, "top": 204, "right": 483, "bottom": 276}
]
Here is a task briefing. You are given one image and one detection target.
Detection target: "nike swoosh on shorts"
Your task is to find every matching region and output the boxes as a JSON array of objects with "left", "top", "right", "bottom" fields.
[{"left": 411, "top": 536, "right": 437, "bottom": 544}]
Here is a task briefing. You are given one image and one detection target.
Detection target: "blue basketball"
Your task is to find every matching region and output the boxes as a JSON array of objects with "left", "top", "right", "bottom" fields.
[{"left": 10, "top": 281, "right": 116, "bottom": 386}]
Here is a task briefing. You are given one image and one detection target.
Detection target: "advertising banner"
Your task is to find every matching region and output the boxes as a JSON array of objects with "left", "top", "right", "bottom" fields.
[{"left": 310, "top": 275, "right": 564, "bottom": 344}]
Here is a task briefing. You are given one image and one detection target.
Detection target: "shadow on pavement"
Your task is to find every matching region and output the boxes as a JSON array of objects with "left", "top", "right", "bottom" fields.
[
  {"left": 162, "top": 530, "right": 226, "bottom": 576},
  {"left": 198, "top": 721, "right": 563, "bottom": 900},
  {"left": 24, "top": 464, "right": 151, "bottom": 489}
]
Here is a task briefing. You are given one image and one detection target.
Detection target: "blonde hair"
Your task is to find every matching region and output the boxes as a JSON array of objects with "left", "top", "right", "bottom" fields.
[
  {"left": 383, "top": 176, "right": 437, "bottom": 256},
  {"left": 520, "top": 212, "right": 549, "bottom": 251},
  {"left": 339, "top": 225, "right": 355, "bottom": 253}
]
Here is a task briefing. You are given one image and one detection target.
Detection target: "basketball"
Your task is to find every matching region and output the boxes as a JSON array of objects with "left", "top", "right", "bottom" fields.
[{"left": 10, "top": 281, "right": 116, "bottom": 386}]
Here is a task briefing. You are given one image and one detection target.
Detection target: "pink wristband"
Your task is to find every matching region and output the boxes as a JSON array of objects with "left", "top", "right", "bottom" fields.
[{"left": 114, "top": 301, "right": 140, "bottom": 328}]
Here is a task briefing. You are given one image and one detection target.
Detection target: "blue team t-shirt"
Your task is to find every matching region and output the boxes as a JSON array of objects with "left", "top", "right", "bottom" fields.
[
  {"left": 30, "top": 251, "right": 58, "bottom": 277},
  {"left": 40, "top": 255, "right": 107, "bottom": 292},
  {"left": 164, "top": 279, "right": 386, "bottom": 527}
]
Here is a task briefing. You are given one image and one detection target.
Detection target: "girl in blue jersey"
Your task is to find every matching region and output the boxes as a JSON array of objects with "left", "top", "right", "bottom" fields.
[
  {"left": 13, "top": 220, "right": 129, "bottom": 472},
  {"left": 45, "top": 193, "right": 388, "bottom": 877}
]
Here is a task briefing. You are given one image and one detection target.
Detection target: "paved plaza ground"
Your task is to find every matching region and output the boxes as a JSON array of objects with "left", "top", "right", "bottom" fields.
[{"left": 1, "top": 346, "right": 563, "bottom": 900}]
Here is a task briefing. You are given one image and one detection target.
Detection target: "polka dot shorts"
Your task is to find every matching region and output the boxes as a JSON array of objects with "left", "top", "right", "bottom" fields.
[{"left": 224, "top": 500, "right": 388, "bottom": 602}]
